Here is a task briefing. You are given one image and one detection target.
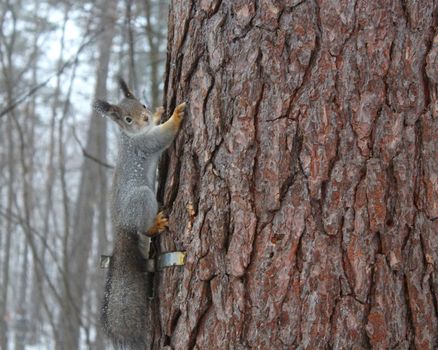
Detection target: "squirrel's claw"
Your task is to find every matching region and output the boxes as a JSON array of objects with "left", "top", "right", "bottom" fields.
[
  {"left": 146, "top": 212, "right": 168, "bottom": 236},
  {"left": 174, "top": 102, "right": 186, "bottom": 119},
  {"left": 163, "top": 102, "right": 186, "bottom": 132}
]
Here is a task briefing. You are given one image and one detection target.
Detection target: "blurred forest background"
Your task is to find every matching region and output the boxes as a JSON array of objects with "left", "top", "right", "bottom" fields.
[{"left": 0, "top": 0, "right": 168, "bottom": 349}]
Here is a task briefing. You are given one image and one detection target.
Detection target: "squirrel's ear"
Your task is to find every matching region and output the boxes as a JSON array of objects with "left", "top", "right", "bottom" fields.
[
  {"left": 93, "top": 100, "right": 122, "bottom": 119},
  {"left": 117, "top": 76, "right": 136, "bottom": 99}
]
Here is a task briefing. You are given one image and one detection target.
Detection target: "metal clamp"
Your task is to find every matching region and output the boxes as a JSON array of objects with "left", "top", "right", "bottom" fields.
[
  {"left": 100, "top": 251, "right": 186, "bottom": 272},
  {"left": 100, "top": 255, "right": 111, "bottom": 269},
  {"left": 157, "top": 251, "right": 186, "bottom": 271}
]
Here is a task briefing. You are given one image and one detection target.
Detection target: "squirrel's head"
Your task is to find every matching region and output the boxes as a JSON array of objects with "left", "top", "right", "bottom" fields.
[{"left": 93, "top": 77, "right": 153, "bottom": 135}]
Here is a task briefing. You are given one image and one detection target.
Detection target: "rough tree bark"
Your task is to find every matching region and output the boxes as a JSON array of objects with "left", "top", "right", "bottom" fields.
[{"left": 153, "top": 1, "right": 438, "bottom": 349}]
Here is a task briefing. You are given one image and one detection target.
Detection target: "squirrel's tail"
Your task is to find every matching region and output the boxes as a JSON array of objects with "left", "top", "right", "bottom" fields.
[{"left": 102, "top": 228, "right": 148, "bottom": 350}]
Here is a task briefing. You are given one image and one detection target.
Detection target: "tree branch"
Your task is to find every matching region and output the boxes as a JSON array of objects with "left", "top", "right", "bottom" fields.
[
  {"left": 71, "top": 126, "right": 114, "bottom": 169},
  {"left": 0, "top": 29, "right": 102, "bottom": 118}
]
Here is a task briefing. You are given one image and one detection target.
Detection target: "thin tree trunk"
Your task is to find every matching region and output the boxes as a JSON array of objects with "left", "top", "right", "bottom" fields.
[
  {"left": 125, "top": 0, "right": 138, "bottom": 94},
  {"left": 28, "top": 5, "right": 62, "bottom": 339},
  {"left": 1, "top": 113, "right": 15, "bottom": 350},
  {"left": 14, "top": 242, "right": 28, "bottom": 350},
  {"left": 144, "top": 0, "right": 161, "bottom": 108},
  {"left": 153, "top": 1, "right": 438, "bottom": 349},
  {"left": 13, "top": 50, "right": 37, "bottom": 350},
  {"left": 56, "top": 1, "right": 116, "bottom": 349},
  {"left": 0, "top": 7, "right": 18, "bottom": 346}
]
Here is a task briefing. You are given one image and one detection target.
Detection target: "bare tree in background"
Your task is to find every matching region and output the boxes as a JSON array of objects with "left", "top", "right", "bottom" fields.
[
  {"left": 13, "top": 29, "right": 39, "bottom": 349},
  {"left": 0, "top": 4, "right": 22, "bottom": 348},
  {"left": 28, "top": 4, "right": 72, "bottom": 344},
  {"left": 56, "top": 1, "right": 117, "bottom": 349},
  {"left": 144, "top": 0, "right": 168, "bottom": 108},
  {"left": 122, "top": 0, "right": 168, "bottom": 106},
  {"left": 152, "top": 1, "right": 438, "bottom": 349}
]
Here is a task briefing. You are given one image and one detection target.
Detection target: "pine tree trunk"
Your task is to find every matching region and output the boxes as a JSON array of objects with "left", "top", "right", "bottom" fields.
[{"left": 153, "top": 1, "right": 438, "bottom": 349}]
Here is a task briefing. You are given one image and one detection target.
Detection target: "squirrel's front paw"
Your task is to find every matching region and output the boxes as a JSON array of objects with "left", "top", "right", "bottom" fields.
[
  {"left": 173, "top": 102, "right": 186, "bottom": 123},
  {"left": 153, "top": 106, "right": 165, "bottom": 124},
  {"left": 163, "top": 102, "right": 186, "bottom": 132}
]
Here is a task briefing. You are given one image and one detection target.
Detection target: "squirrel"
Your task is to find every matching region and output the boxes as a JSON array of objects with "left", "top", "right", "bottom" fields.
[{"left": 93, "top": 77, "right": 186, "bottom": 349}]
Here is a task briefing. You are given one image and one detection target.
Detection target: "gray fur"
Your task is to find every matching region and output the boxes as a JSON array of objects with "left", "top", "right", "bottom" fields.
[
  {"left": 111, "top": 124, "right": 177, "bottom": 238},
  {"left": 101, "top": 230, "right": 148, "bottom": 350}
]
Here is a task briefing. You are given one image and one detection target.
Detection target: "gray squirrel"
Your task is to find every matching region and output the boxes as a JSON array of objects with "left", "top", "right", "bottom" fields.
[{"left": 93, "top": 77, "right": 186, "bottom": 349}]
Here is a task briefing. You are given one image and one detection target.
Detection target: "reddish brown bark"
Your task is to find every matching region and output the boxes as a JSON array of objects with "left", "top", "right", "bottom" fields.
[{"left": 152, "top": 1, "right": 438, "bottom": 349}]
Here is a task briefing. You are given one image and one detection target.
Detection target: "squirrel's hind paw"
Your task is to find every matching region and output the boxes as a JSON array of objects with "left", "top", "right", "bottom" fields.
[{"left": 146, "top": 212, "right": 168, "bottom": 236}]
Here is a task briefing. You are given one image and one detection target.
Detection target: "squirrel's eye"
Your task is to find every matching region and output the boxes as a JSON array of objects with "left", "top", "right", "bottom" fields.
[
  {"left": 124, "top": 116, "right": 133, "bottom": 125},
  {"left": 142, "top": 104, "right": 147, "bottom": 109}
]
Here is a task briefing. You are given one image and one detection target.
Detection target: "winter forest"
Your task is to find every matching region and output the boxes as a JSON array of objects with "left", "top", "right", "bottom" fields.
[
  {"left": 0, "top": 0, "right": 167, "bottom": 348},
  {"left": 1, "top": 1, "right": 438, "bottom": 350}
]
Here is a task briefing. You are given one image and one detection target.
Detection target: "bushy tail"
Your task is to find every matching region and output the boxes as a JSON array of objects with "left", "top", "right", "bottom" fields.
[{"left": 101, "top": 229, "right": 148, "bottom": 350}]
